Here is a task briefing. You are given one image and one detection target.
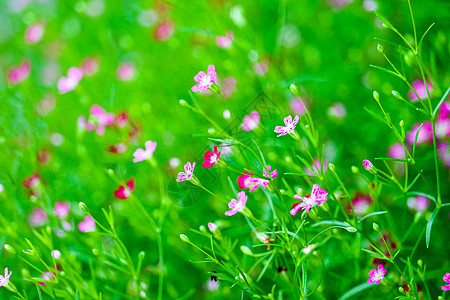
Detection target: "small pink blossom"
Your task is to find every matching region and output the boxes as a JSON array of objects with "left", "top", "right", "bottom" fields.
[
  {"left": 290, "top": 97, "right": 308, "bottom": 116},
  {"left": 7, "top": 60, "right": 31, "bottom": 84},
  {"left": 328, "top": 103, "right": 346, "bottom": 119},
  {"left": 362, "top": 160, "right": 373, "bottom": 171},
  {"left": 407, "top": 195, "right": 430, "bottom": 212},
  {"left": 0, "top": 267, "right": 12, "bottom": 287},
  {"left": 133, "top": 140, "right": 157, "bottom": 163},
  {"left": 114, "top": 111, "right": 129, "bottom": 128},
  {"left": 253, "top": 59, "right": 269, "bottom": 76},
  {"left": 216, "top": 31, "right": 234, "bottom": 48},
  {"left": 169, "top": 157, "right": 181, "bottom": 168},
  {"left": 29, "top": 208, "right": 49, "bottom": 227},
  {"left": 51, "top": 250, "right": 61, "bottom": 259},
  {"left": 305, "top": 158, "right": 328, "bottom": 176},
  {"left": 78, "top": 216, "right": 96, "bottom": 232},
  {"left": 441, "top": 273, "right": 450, "bottom": 291},
  {"left": 57, "top": 67, "right": 83, "bottom": 94},
  {"left": 202, "top": 146, "right": 221, "bottom": 168},
  {"left": 25, "top": 22, "right": 45, "bottom": 44},
  {"left": 54, "top": 202, "right": 70, "bottom": 219},
  {"left": 290, "top": 184, "right": 328, "bottom": 215},
  {"left": 237, "top": 171, "right": 255, "bottom": 189},
  {"left": 274, "top": 115, "right": 299, "bottom": 137},
  {"left": 89, "top": 105, "right": 115, "bottom": 135},
  {"left": 388, "top": 142, "right": 406, "bottom": 159},
  {"left": 23, "top": 172, "right": 40, "bottom": 189},
  {"left": 36, "top": 94, "right": 56, "bottom": 116},
  {"left": 116, "top": 62, "right": 136, "bottom": 82},
  {"left": 222, "top": 76, "right": 237, "bottom": 99},
  {"left": 438, "top": 142, "right": 450, "bottom": 168},
  {"left": 108, "top": 143, "right": 128, "bottom": 154},
  {"left": 114, "top": 178, "right": 135, "bottom": 200},
  {"left": 408, "top": 80, "right": 433, "bottom": 102},
  {"left": 248, "top": 165, "right": 278, "bottom": 192},
  {"left": 368, "top": 264, "right": 387, "bottom": 284},
  {"left": 208, "top": 222, "right": 217, "bottom": 232},
  {"left": 81, "top": 57, "right": 100, "bottom": 76},
  {"left": 242, "top": 111, "right": 260, "bottom": 131},
  {"left": 191, "top": 65, "right": 217, "bottom": 93},
  {"left": 225, "top": 191, "right": 248, "bottom": 216},
  {"left": 154, "top": 20, "right": 175, "bottom": 42},
  {"left": 406, "top": 122, "right": 433, "bottom": 145},
  {"left": 39, "top": 270, "right": 56, "bottom": 287},
  {"left": 348, "top": 194, "right": 372, "bottom": 215},
  {"left": 176, "top": 162, "right": 195, "bottom": 182}
]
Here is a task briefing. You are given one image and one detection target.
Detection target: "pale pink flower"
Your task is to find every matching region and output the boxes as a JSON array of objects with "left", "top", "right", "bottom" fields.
[
  {"left": 388, "top": 142, "right": 406, "bottom": 159},
  {"left": 108, "top": 143, "right": 128, "bottom": 154},
  {"left": 169, "top": 157, "right": 181, "bottom": 168},
  {"left": 78, "top": 216, "right": 96, "bottom": 232},
  {"left": 23, "top": 172, "right": 40, "bottom": 189},
  {"left": 57, "top": 67, "right": 83, "bottom": 94},
  {"left": 36, "top": 94, "right": 56, "bottom": 116},
  {"left": 253, "top": 59, "right": 269, "bottom": 76},
  {"left": 191, "top": 65, "right": 217, "bottom": 93},
  {"left": 368, "top": 264, "right": 387, "bottom": 284},
  {"left": 290, "top": 97, "right": 307, "bottom": 116},
  {"left": 7, "top": 60, "right": 31, "bottom": 84},
  {"left": 133, "top": 140, "right": 157, "bottom": 163},
  {"left": 29, "top": 208, "right": 49, "bottom": 227},
  {"left": 154, "top": 20, "right": 175, "bottom": 42},
  {"left": 114, "top": 178, "right": 135, "bottom": 200},
  {"left": 216, "top": 31, "right": 234, "bottom": 48},
  {"left": 328, "top": 103, "right": 346, "bottom": 119},
  {"left": 438, "top": 142, "right": 450, "bottom": 168},
  {"left": 116, "top": 62, "right": 136, "bottom": 81},
  {"left": 222, "top": 76, "right": 237, "bottom": 99},
  {"left": 274, "top": 115, "right": 299, "bottom": 137},
  {"left": 54, "top": 202, "right": 70, "bottom": 219},
  {"left": 25, "top": 22, "right": 45, "bottom": 44},
  {"left": 290, "top": 184, "right": 328, "bottom": 215},
  {"left": 81, "top": 57, "right": 100, "bottom": 76},
  {"left": 441, "top": 273, "right": 450, "bottom": 291},
  {"left": 406, "top": 122, "right": 433, "bottom": 145},
  {"left": 208, "top": 222, "right": 217, "bottom": 232},
  {"left": 51, "top": 250, "right": 61, "bottom": 259},
  {"left": 0, "top": 267, "right": 12, "bottom": 287},
  {"left": 176, "top": 162, "right": 195, "bottom": 182},
  {"left": 242, "top": 111, "right": 260, "bottom": 131},
  {"left": 408, "top": 80, "right": 433, "bottom": 102},
  {"left": 305, "top": 158, "right": 328, "bottom": 176},
  {"left": 328, "top": 0, "right": 353, "bottom": 7},
  {"left": 407, "top": 195, "right": 430, "bottom": 212},
  {"left": 225, "top": 191, "right": 248, "bottom": 216},
  {"left": 0, "top": 184, "right": 4, "bottom": 194},
  {"left": 39, "top": 270, "right": 56, "bottom": 287},
  {"left": 348, "top": 194, "right": 372, "bottom": 215},
  {"left": 89, "top": 105, "right": 115, "bottom": 135}
]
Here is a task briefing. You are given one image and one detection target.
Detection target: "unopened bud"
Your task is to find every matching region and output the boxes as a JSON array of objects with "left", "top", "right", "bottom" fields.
[
  {"left": 392, "top": 90, "right": 403, "bottom": 100},
  {"left": 398, "top": 287, "right": 404, "bottom": 293},
  {"left": 417, "top": 259, "right": 423, "bottom": 268},
  {"left": 92, "top": 249, "right": 100, "bottom": 256},
  {"left": 345, "top": 227, "right": 358, "bottom": 233},
  {"left": 373, "top": 222, "right": 380, "bottom": 232},
  {"left": 79, "top": 202, "right": 88, "bottom": 212},
  {"left": 240, "top": 246, "right": 253, "bottom": 256},
  {"left": 179, "top": 99, "right": 188, "bottom": 107},
  {"left": 4, "top": 244, "right": 16, "bottom": 255},
  {"left": 139, "top": 251, "right": 145, "bottom": 260},
  {"left": 399, "top": 120, "right": 404, "bottom": 128},
  {"left": 290, "top": 84, "right": 299, "bottom": 95},
  {"left": 351, "top": 166, "right": 359, "bottom": 174},
  {"left": 328, "top": 163, "right": 336, "bottom": 172},
  {"left": 179, "top": 234, "right": 190, "bottom": 243},
  {"left": 373, "top": 91, "right": 380, "bottom": 102},
  {"left": 199, "top": 225, "right": 206, "bottom": 233},
  {"left": 377, "top": 44, "right": 384, "bottom": 53}
]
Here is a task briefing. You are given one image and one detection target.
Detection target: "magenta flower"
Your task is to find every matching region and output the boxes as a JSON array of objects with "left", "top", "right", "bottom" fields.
[
  {"left": 176, "top": 162, "right": 195, "bottom": 182},
  {"left": 408, "top": 80, "right": 433, "bottom": 102},
  {"left": 191, "top": 65, "right": 217, "bottom": 93},
  {"left": 368, "top": 264, "right": 387, "bottom": 284},
  {"left": 54, "top": 202, "right": 70, "bottom": 220},
  {"left": 216, "top": 31, "right": 234, "bottom": 48},
  {"left": 208, "top": 222, "right": 217, "bottom": 232},
  {"left": 441, "top": 273, "right": 450, "bottom": 290},
  {"left": 248, "top": 165, "right": 278, "bottom": 192},
  {"left": 274, "top": 115, "right": 299, "bottom": 137},
  {"left": 116, "top": 62, "right": 136, "bottom": 82},
  {"left": 237, "top": 171, "right": 255, "bottom": 189},
  {"left": 89, "top": 105, "right": 115, "bottom": 135},
  {"left": 0, "top": 268, "right": 12, "bottom": 287},
  {"left": 114, "top": 178, "right": 135, "bottom": 200},
  {"left": 362, "top": 160, "right": 373, "bottom": 171},
  {"left": 78, "top": 216, "right": 96, "bottom": 233},
  {"left": 133, "top": 140, "right": 157, "bottom": 163},
  {"left": 388, "top": 142, "right": 407, "bottom": 159},
  {"left": 407, "top": 195, "right": 430, "bottom": 212},
  {"left": 406, "top": 122, "right": 433, "bottom": 145},
  {"left": 57, "top": 67, "right": 83, "bottom": 94},
  {"left": 23, "top": 172, "right": 40, "bottom": 189},
  {"left": 7, "top": 60, "right": 31, "bottom": 84},
  {"left": 29, "top": 208, "right": 49, "bottom": 227},
  {"left": 25, "top": 22, "right": 45, "bottom": 44},
  {"left": 202, "top": 146, "right": 221, "bottom": 168},
  {"left": 225, "top": 191, "right": 248, "bottom": 216},
  {"left": 242, "top": 111, "right": 260, "bottom": 131},
  {"left": 290, "top": 184, "right": 328, "bottom": 215}
]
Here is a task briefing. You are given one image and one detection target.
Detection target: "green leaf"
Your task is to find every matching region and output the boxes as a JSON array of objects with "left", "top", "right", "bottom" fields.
[
  {"left": 339, "top": 282, "right": 376, "bottom": 300},
  {"left": 374, "top": 157, "right": 409, "bottom": 163},
  {"left": 418, "top": 23, "right": 435, "bottom": 52},
  {"left": 369, "top": 64, "right": 401, "bottom": 78},
  {"left": 426, "top": 207, "right": 439, "bottom": 248},
  {"left": 358, "top": 211, "right": 388, "bottom": 223},
  {"left": 433, "top": 87, "right": 450, "bottom": 117},
  {"left": 412, "top": 123, "right": 424, "bottom": 159},
  {"left": 371, "top": 10, "right": 394, "bottom": 29},
  {"left": 364, "top": 107, "right": 388, "bottom": 125}
]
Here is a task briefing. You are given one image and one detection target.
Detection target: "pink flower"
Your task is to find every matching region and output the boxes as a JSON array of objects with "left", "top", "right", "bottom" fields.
[
  {"left": 78, "top": 216, "right": 96, "bottom": 232},
  {"left": 237, "top": 171, "right": 255, "bottom": 189},
  {"left": 408, "top": 80, "right": 433, "bottom": 102},
  {"left": 116, "top": 62, "right": 136, "bottom": 81},
  {"left": 253, "top": 59, "right": 269, "bottom": 76},
  {"left": 305, "top": 158, "right": 328, "bottom": 176},
  {"left": 39, "top": 270, "right": 56, "bottom": 287},
  {"left": 407, "top": 195, "right": 430, "bottom": 212},
  {"left": 133, "top": 140, "right": 157, "bottom": 163},
  {"left": 216, "top": 31, "right": 234, "bottom": 48},
  {"left": 242, "top": 111, "right": 260, "bottom": 131},
  {"left": 176, "top": 162, "right": 195, "bottom": 182},
  {"left": 438, "top": 142, "right": 450, "bottom": 168},
  {"left": 274, "top": 115, "right": 299, "bottom": 137},
  {"left": 362, "top": 160, "right": 373, "bottom": 171},
  {"left": 51, "top": 250, "right": 61, "bottom": 259},
  {"left": 23, "top": 172, "right": 40, "bottom": 188},
  {"left": 388, "top": 142, "right": 406, "bottom": 159},
  {"left": 7, "top": 60, "right": 31, "bottom": 84},
  {"left": 202, "top": 145, "right": 221, "bottom": 168},
  {"left": 290, "top": 184, "right": 328, "bottom": 215},
  {"left": 368, "top": 264, "right": 387, "bottom": 284},
  {"left": 154, "top": 20, "right": 175, "bottom": 42},
  {"left": 406, "top": 122, "right": 433, "bottom": 145},
  {"left": 81, "top": 57, "right": 100, "bottom": 76},
  {"left": 57, "top": 67, "right": 83, "bottom": 94},
  {"left": 247, "top": 165, "right": 278, "bottom": 192},
  {"left": 0, "top": 268, "right": 12, "bottom": 287},
  {"left": 89, "top": 105, "right": 115, "bottom": 135},
  {"left": 29, "top": 208, "right": 49, "bottom": 227},
  {"left": 441, "top": 273, "right": 450, "bottom": 291},
  {"left": 191, "top": 65, "right": 217, "bottom": 93},
  {"left": 114, "top": 111, "right": 129, "bottom": 128},
  {"left": 114, "top": 178, "right": 135, "bottom": 200},
  {"left": 108, "top": 143, "right": 128, "bottom": 154},
  {"left": 328, "top": 103, "right": 346, "bottom": 119},
  {"left": 54, "top": 202, "right": 70, "bottom": 219},
  {"left": 222, "top": 76, "right": 237, "bottom": 99},
  {"left": 290, "top": 97, "right": 308, "bottom": 116},
  {"left": 225, "top": 191, "right": 248, "bottom": 216},
  {"left": 208, "top": 222, "right": 217, "bottom": 232},
  {"left": 25, "top": 22, "right": 45, "bottom": 44},
  {"left": 348, "top": 194, "right": 372, "bottom": 215}
]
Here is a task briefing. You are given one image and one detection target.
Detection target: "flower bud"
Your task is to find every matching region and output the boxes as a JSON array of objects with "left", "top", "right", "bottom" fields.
[
  {"left": 398, "top": 287, "right": 404, "bottom": 293},
  {"left": 240, "top": 246, "right": 253, "bottom": 256},
  {"left": 79, "top": 202, "right": 88, "bottom": 212},
  {"left": 4, "top": 244, "right": 16, "bottom": 255},
  {"left": 179, "top": 234, "right": 190, "bottom": 243},
  {"left": 290, "top": 84, "right": 299, "bottom": 95},
  {"left": 351, "top": 166, "right": 359, "bottom": 174},
  {"left": 92, "top": 249, "right": 100, "bottom": 256},
  {"left": 345, "top": 227, "right": 358, "bottom": 233},
  {"left": 377, "top": 44, "right": 384, "bottom": 53},
  {"left": 199, "top": 225, "right": 206, "bottom": 233},
  {"left": 139, "top": 251, "right": 145, "bottom": 260},
  {"left": 179, "top": 99, "right": 188, "bottom": 107},
  {"left": 328, "top": 163, "right": 336, "bottom": 172},
  {"left": 417, "top": 259, "right": 423, "bottom": 268},
  {"left": 399, "top": 120, "right": 404, "bottom": 128},
  {"left": 373, "top": 91, "right": 379, "bottom": 102},
  {"left": 373, "top": 222, "right": 380, "bottom": 232},
  {"left": 392, "top": 90, "right": 403, "bottom": 100}
]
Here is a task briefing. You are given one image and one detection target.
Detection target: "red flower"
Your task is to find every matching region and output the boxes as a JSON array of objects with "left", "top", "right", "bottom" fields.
[
  {"left": 237, "top": 171, "right": 255, "bottom": 189},
  {"left": 114, "top": 178, "right": 135, "bottom": 200},
  {"left": 202, "top": 146, "right": 221, "bottom": 168}
]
